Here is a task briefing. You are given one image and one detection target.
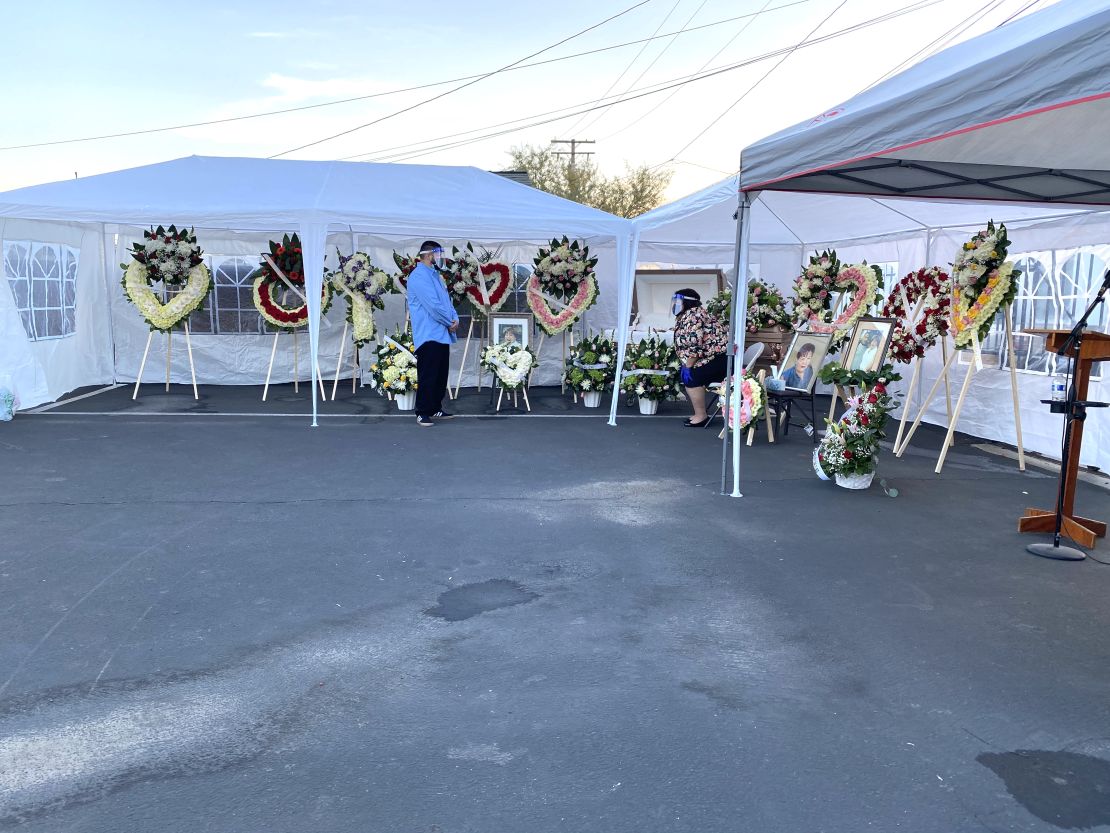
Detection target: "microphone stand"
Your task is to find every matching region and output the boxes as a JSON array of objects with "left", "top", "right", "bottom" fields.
[{"left": 1027, "top": 269, "right": 1110, "bottom": 561}]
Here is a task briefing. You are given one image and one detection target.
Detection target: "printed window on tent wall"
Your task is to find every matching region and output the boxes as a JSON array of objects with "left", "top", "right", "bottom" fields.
[
  {"left": 967, "top": 247, "right": 1108, "bottom": 379},
  {"left": 206, "top": 255, "right": 265, "bottom": 334},
  {"left": 872, "top": 261, "right": 898, "bottom": 314},
  {"left": 3, "top": 240, "right": 78, "bottom": 341}
]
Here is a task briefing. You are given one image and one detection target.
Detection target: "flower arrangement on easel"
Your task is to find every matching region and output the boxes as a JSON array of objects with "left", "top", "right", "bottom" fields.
[
  {"left": 527, "top": 236, "right": 600, "bottom": 336},
  {"left": 327, "top": 250, "right": 394, "bottom": 400},
  {"left": 619, "top": 336, "right": 682, "bottom": 414},
  {"left": 481, "top": 341, "right": 537, "bottom": 412},
  {"left": 895, "top": 222, "right": 1026, "bottom": 474},
  {"left": 793, "top": 250, "right": 884, "bottom": 349},
  {"left": 121, "top": 225, "right": 210, "bottom": 401},
  {"left": 369, "top": 328, "right": 419, "bottom": 410},
  {"left": 254, "top": 233, "right": 330, "bottom": 402}
]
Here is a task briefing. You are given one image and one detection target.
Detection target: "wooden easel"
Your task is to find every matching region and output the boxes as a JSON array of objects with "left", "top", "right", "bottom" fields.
[
  {"left": 895, "top": 305, "right": 1025, "bottom": 473},
  {"left": 330, "top": 320, "right": 362, "bottom": 400},
  {"left": 1018, "top": 329, "right": 1110, "bottom": 549},
  {"left": 132, "top": 283, "right": 199, "bottom": 400},
  {"left": 262, "top": 326, "right": 326, "bottom": 402}
]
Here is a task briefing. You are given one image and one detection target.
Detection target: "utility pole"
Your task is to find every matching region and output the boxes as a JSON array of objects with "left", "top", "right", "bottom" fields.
[{"left": 550, "top": 139, "right": 595, "bottom": 168}]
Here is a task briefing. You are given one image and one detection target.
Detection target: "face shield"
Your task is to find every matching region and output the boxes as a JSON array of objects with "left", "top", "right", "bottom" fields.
[
  {"left": 672, "top": 293, "right": 696, "bottom": 316},
  {"left": 419, "top": 246, "right": 446, "bottom": 269}
]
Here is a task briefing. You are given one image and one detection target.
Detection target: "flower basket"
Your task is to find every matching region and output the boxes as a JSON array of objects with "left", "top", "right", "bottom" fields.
[
  {"left": 395, "top": 391, "right": 416, "bottom": 411},
  {"left": 638, "top": 397, "right": 659, "bottom": 415},
  {"left": 582, "top": 391, "right": 603, "bottom": 408},
  {"left": 564, "top": 334, "right": 617, "bottom": 398},
  {"left": 835, "top": 471, "right": 874, "bottom": 490},
  {"left": 813, "top": 448, "right": 830, "bottom": 480},
  {"left": 619, "top": 337, "right": 681, "bottom": 402}
]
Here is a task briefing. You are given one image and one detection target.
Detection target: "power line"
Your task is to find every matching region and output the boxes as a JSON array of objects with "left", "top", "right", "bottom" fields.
[
  {"left": 0, "top": 1, "right": 813, "bottom": 154},
  {"left": 563, "top": 0, "right": 685, "bottom": 136},
  {"left": 655, "top": 0, "right": 849, "bottom": 168},
  {"left": 344, "top": 0, "right": 948, "bottom": 165},
  {"left": 267, "top": 0, "right": 655, "bottom": 159},
  {"left": 998, "top": 0, "right": 1046, "bottom": 25},
  {"left": 601, "top": 0, "right": 777, "bottom": 141},
  {"left": 861, "top": 0, "right": 1003, "bottom": 92},
  {"left": 574, "top": 0, "right": 712, "bottom": 136}
]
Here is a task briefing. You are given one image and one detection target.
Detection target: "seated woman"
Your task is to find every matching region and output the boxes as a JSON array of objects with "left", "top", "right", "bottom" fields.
[{"left": 672, "top": 288, "right": 729, "bottom": 427}]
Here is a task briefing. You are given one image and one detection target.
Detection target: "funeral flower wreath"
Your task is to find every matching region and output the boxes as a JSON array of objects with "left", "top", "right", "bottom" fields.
[
  {"left": 794, "top": 250, "right": 883, "bottom": 345},
  {"left": 950, "top": 221, "right": 1019, "bottom": 348},
  {"left": 727, "top": 372, "right": 766, "bottom": 431},
  {"left": 440, "top": 243, "right": 513, "bottom": 314},
  {"left": 481, "top": 341, "right": 537, "bottom": 390},
  {"left": 881, "top": 267, "right": 952, "bottom": 363},
  {"left": 330, "top": 250, "right": 393, "bottom": 347},
  {"left": 252, "top": 233, "right": 332, "bottom": 330},
  {"left": 528, "top": 236, "right": 600, "bottom": 335},
  {"left": 121, "top": 225, "right": 211, "bottom": 332}
]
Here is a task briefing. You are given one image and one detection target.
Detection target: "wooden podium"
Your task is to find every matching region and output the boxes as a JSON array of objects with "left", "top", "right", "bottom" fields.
[{"left": 1018, "top": 329, "right": 1110, "bottom": 548}]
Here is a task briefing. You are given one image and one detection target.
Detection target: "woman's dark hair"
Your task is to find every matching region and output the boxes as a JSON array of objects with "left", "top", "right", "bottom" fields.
[
  {"left": 797, "top": 342, "right": 816, "bottom": 358},
  {"left": 676, "top": 288, "right": 702, "bottom": 315}
]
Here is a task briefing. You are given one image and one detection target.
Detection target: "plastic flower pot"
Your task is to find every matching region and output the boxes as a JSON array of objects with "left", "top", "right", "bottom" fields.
[
  {"left": 835, "top": 470, "right": 874, "bottom": 490},
  {"left": 638, "top": 397, "right": 659, "bottom": 415},
  {"left": 395, "top": 391, "right": 416, "bottom": 411},
  {"left": 582, "top": 391, "right": 602, "bottom": 408}
]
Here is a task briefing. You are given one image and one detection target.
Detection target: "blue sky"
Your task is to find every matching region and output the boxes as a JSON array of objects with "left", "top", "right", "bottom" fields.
[{"left": 0, "top": 0, "right": 1054, "bottom": 199}]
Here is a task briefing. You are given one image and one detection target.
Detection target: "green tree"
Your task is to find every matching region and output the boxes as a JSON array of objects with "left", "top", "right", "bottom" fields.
[{"left": 508, "top": 144, "right": 672, "bottom": 218}]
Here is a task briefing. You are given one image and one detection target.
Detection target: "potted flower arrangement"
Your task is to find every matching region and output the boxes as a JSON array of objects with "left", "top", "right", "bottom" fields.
[
  {"left": 620, "top": 337, "right": 682, "bottom": 414},
  {"left": 564, "top": 333, "right": 617, "bottom": 407},
  {"left": 369, "top": 328, "right": 418, "bottom": 410},
  {"left": 481, "top": 341, "right": 537, "bottom": 390},
  {"left": 815, "top": 377, "right": 898, "bottom": 489}
]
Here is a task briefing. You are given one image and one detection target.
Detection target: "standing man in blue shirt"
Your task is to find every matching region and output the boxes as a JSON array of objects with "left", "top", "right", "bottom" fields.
[{"left": 408, "top": 241, "right": 458, "bottom": 426}]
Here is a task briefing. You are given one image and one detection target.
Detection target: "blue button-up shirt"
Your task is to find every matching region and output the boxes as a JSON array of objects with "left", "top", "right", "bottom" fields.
[{"left": 407, "top": 262, "right": 458, "bottom": 349}]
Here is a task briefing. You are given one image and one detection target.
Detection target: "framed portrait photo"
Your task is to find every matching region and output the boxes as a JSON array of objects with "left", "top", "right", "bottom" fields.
[
  {"left": 843, "top": 317, "right": 896, "bottom": 374},
  {"left": 489, "top": 312, "right": 534, "bottom": 351},
  {"left": 776, "top": 331, "right": 833, "bottom": 393},
  {"left": 631, "top": 269, "right": 724, "bottom": 334}
]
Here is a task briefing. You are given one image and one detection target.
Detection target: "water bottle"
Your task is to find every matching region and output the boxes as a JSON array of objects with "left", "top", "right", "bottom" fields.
[{"left": 1051, "top": 371, "right": 1067, "bottom": 402}]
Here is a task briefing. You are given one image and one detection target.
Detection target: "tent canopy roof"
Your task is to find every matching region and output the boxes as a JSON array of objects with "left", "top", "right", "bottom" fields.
[
  {"left": 634, "top": 175, "right": 1103, "bottom": 248},
  {"left": 0, "top": 155, "right": 630, "bottom": 239},
  {"left": 739, "top": 0, "right": 1110, "bottom": 203}
]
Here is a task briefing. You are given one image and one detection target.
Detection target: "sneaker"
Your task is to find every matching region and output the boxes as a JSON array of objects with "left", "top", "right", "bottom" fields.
[
  {"left": 432, "top": 410, "right": 455, "bottom": 419},
  {"left": 416, "top": 416, "right": 434, "bottom": 427}
]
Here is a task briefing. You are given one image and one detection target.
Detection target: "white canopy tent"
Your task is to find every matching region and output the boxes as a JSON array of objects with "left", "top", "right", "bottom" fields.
[
  {"left": 611, "top": 0, "right": 1110, "bottom": 493},
  {"left": 620, "top": 174, "right": 1110, "bottom": 470},
  {"left": 0, "top": 156, "right": 635, "bottom": 421}
]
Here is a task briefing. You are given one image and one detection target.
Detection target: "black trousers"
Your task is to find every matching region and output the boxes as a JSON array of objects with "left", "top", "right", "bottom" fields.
[{"left": 415, "top": 341, "right": 450, "bottom": 417}]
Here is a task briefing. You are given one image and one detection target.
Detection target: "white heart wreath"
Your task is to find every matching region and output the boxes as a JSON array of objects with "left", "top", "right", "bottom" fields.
[{"left": 122, "top": 261, "right": 211, "bottom": 332}]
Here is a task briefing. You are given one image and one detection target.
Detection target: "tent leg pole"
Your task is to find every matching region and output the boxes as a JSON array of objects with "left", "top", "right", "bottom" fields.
[
  {"left": 722, "top": 191, "right": 751, "bottom": 497},
  {"left": 133, "top": 330, "right": 154, "bottom": 400},
  {"left": 263, "top": 331, "right": 280, "bottom": 402},
  {"left": 936, "top": 359, "right": 976, "bottom": 474},
  {"left": 1005, "top": 306, "right": 1026, "bottom": 471},
  {"left": 331, "top": 320, "right": 348, "bottom": 401},
  {"left": 184, "top": 322, "right": 198, "bottom": 400}
]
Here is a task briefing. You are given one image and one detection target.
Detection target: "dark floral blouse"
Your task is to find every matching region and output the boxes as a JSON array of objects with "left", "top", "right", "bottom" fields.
[{"left": 674, "top": 306, "right": 728, "bottom": 368}]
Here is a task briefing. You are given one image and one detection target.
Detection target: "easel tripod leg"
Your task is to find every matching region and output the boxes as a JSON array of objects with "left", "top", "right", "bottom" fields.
[
  {"left": 184, "top": 322, "right": 199, "bottom": 400},
  {"left": 263, "top": 331, "right": 280, "bottom": 402},
  {"left": 935, "top": 359, "right": 976, "bottom": 473},
  {"left": 133, "top": 329, "right": 155, "bottom": 400}
]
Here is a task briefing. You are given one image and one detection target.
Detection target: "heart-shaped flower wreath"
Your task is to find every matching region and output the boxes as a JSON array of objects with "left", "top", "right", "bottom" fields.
[
  {"left": 120, "top": 225, "right": 211, "bottom": 332},
  {"left": 794, "top": 250, "right": 883, "bottom": 346},
  {"left": 528, "top": 236, "right": 600, "bottom": 335}
]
